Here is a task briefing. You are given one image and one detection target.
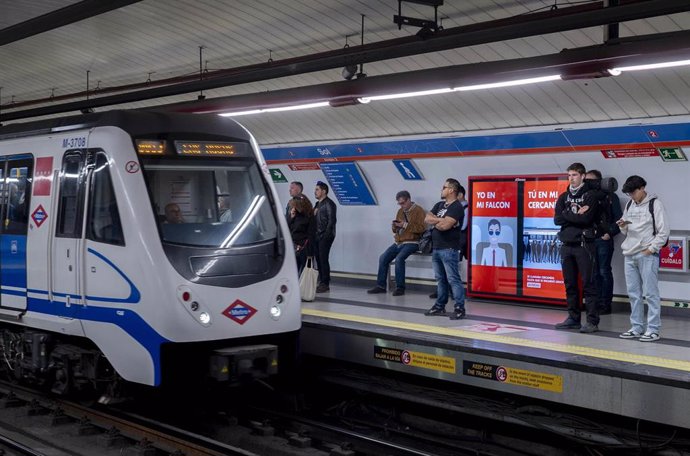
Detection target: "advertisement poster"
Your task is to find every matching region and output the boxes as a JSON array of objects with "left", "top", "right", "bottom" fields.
[
  {"left": 522, "top": 180, "right": 566, "bottom": 300},
  {"left": 468, "top": 175, "right": 567, "bottom": 305}
]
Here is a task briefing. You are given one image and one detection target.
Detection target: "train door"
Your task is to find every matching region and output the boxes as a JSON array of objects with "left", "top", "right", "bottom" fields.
[
  {"left": 51, "top": 151, "right": 87, "bottom": 317},
  {"left": 0, "top": 155, "right": 33, "bottom": 311}
]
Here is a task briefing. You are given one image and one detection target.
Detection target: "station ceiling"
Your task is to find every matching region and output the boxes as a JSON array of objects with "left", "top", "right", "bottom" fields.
[{"left": 2, "top": 0, "right": 690, "bottom": 145}]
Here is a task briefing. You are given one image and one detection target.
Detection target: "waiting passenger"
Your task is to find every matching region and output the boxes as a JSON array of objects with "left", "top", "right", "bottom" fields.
[
  {"left": 217, "top": 195, "right": 233, "bottom": 222},
  {"left": 285, "top": 181, "right": 305, "bottom": 218},
  {"left": 430, "top": 182, "right": 468, "bottom": 300},
  {"left": 423, "top": 178, "right": 466, "bottom": 320},
  {"left": 164, "top": 203, "right": 185, "bottom": 224},
  {"left": 617, "top": 175, "right": 669, "bottom": 342},
  {"left": 314, "top": 181, "right": 337, "bottom": 293},
  {"left": 288, "top": 196, "right": 314, "bottom": 275},
  {"left": 367, "top": 191, "right": 426, "bottom": 296},
  {"left": 553, "top": 162, "right": 600, "bottom": 333},
  {"left": 585, "top": 170, "right": 623, "bottom": 315}
]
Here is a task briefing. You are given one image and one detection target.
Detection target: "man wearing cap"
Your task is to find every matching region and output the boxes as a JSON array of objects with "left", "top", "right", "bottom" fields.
[
  {"left": 314, "top": 181, "right": 337, "bottom": 293},
  {"left": 617, "top": 175, "right": 669, "bottom": 342}
]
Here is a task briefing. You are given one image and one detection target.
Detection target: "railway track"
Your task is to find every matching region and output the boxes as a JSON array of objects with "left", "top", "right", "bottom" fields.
[{"left": 0, "top": 381, "right": 254, "bottom": 456}]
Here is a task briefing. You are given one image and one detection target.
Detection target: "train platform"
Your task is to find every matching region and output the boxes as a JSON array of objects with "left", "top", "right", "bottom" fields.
[{"left": 300, "top": 283, "right": 690, "bottom": 429}]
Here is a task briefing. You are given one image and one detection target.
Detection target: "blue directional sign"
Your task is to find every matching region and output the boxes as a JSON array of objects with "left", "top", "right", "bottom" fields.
[
  {"left": 393, "top": 159, "right": 424, "bottom": 180},
  {"left": 319, "top": 162, "right": 377, "bottom": 206}
]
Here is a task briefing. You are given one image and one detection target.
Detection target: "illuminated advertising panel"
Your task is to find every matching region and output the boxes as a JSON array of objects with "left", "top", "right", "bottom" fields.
[{"left": 468, "top": 174, "right": 567, "bottom": 305}]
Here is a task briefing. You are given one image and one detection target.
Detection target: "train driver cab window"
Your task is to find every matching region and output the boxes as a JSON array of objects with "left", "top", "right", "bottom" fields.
[
  {"left": 3, "top": 161, "right": 33, "bottom": 235},
  {"left": 144, "top": 160, "right": 278, "bottom": 248},
  {"left": 87, "top": 153, "right": 124, "bottom": 245}
]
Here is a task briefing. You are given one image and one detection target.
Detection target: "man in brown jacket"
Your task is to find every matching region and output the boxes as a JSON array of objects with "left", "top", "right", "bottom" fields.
[{"left": 368, "top": 191, "right": 426, "bottom": 296}]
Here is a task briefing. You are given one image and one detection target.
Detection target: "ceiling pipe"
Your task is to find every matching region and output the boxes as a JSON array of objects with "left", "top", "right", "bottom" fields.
[
  {"left": 2, "top": 0, "right": 690, "bottom": 122},
  {"left": 0, "top": 0, "right": 143, "bottom": 47},
  {"left": 149, "top": 30, "right": 690, "bottom": 116}
]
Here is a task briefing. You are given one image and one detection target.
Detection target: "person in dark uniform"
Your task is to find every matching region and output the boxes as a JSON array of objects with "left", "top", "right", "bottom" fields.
[
  {"left": 313, "top": 181, "right": 337, "bottom": 293},
  {"left": 554, "top": 162, "right": 600, "bottom": 333}
]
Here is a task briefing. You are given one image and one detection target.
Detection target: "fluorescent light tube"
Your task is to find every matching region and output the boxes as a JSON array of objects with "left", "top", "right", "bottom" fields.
[
  {"left": 219, "top": 101, "right": 328, "bottom": 117},
  {"left": 358, "top": 88, "right": 453, "bottom": 104},
  {"left": 608, "top": 59, "right": 690, "bottom": 76},
  {"left": 455, "top": 74, "right": 561, "bottom": 91}
]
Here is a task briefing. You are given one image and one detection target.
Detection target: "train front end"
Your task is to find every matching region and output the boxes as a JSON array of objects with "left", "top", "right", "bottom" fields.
[{"left": 130, "top": 117, "right": 301, "bottom": 386}]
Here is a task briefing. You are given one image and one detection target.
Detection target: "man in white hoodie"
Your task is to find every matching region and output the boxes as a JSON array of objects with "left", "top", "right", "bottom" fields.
[{"left": 617, "top": 175, "right": 669, "bottom": 342}]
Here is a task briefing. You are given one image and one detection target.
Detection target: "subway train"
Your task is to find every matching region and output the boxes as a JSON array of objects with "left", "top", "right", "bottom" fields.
[{"left": 0, "top": 111, "right": 301, "bottom": 396}]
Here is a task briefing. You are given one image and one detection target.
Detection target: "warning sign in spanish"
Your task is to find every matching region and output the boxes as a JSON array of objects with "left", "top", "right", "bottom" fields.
[
  {"left": 374, "top": 346, "right": 456, "bottom": 374},
  {"left": 463, "top": 361, "right": 562, "bottom": 393}
]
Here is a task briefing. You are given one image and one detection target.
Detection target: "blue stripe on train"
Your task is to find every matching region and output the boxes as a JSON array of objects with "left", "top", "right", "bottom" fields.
[{"left": 27, "top": 297, "right": 169, "bottom": 385}]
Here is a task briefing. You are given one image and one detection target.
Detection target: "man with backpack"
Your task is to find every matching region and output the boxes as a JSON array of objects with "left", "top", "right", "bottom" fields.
[
  {"left": 617, "top": 175, "right": 669, "bottom": 342},
  {"left": 585, "top": 170, "right": 623, "bottom": 315}
]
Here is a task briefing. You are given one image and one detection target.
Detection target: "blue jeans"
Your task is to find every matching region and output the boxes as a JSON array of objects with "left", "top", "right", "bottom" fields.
[
  {"left": 432, "top": 248, "right": 465, "bottom": 310},
  {"left": 624, "top": 252, "right": 661, "bottom": 334},
  {"left": 594, "top": 238, "right": 614, "bottom": 310},
  {"left": 376, "top": 243, "right": 419, "bottom": 290}
]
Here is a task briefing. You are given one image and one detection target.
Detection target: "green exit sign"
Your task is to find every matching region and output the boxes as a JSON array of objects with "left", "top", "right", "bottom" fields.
[
  {"left": 269, "top": 168, "right": 288, "bottom": 182},
  {"left": 658, "top": 147, "right": 687, "bottom": 162}
]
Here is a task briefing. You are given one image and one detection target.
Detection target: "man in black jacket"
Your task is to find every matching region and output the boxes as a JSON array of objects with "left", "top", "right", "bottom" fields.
[
  {"left": 585, "top": 170, "right": 622, "bottom": 315},
  {"left": 554, "top": 163, "right": 600, "bottom": 333},
  {"left": 314, "top": 181, "right": 337, "bottom": 293}
]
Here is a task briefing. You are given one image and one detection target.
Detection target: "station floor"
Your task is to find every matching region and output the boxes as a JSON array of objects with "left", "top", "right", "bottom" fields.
[{"left": 299, "top": 283, "right": 690, "bottom": 429}]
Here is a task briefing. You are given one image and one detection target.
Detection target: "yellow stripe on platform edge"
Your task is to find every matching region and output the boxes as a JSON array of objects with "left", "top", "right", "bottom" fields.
[{"left": 303, "top": 308, "right": 690, "bottom": 373}]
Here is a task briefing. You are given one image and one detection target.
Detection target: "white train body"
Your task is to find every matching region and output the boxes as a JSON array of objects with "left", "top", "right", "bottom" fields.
[{"left": 0, "top": 111, "right": 301, "bottom": 389}]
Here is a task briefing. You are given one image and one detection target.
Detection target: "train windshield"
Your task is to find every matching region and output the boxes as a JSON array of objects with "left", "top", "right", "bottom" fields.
[{"left": 143, "top": 160, "right": 278, "bottom": 248}]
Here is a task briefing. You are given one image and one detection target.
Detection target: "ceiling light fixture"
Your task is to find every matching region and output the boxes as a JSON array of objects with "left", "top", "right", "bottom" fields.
[
  {"left": 358, "top": 88, "right": 453, "bottom": 103},
  {"left": 454, "top": 74, "right": 561, "bottom": 91},
  {"left": 219, "top": 101, "right": 329, "bottom": 117},
  {"left": 607, "top": 58, "right": 690, "bottom": 76}
]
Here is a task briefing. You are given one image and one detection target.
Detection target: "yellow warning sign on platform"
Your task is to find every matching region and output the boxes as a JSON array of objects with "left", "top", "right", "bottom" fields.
[
  {"left": 374, "top": 346, "right": 456, "bottom": 374},
  {"left": 463, "top": 361, "right": 562, "bottom": 393}
]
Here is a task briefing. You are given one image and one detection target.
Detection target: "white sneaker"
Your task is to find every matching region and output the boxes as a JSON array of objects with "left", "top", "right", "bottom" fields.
[
  {"left": 639, "top": 332, "right": 660, "bottom": 342},
  {"left": 619, "top": 329, "right": 642, "bottom": 339}
]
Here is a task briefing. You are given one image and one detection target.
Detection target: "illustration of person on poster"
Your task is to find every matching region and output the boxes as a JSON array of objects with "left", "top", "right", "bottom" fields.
[{"left": 480, "top": 219, "right": 508, "bottom": 267}]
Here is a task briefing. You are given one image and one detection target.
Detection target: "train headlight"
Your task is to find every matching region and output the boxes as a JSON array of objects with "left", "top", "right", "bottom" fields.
[
  {"left": 270, "top": 305, "right": 282, "bottom": 320},
  {"left": 199, "top": 312, "right": 211, "bottom": 325}
]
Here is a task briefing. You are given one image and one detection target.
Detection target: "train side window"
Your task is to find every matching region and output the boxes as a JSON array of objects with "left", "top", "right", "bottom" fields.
[
  {"left": 87, "top": 154, "right": 124, "bottom": 245},
  {"left": 3, "top": 160, "right": 33, "bottom": 235},
  {"left": 56, "top": 152, "right": 85, "bottom": 238}
]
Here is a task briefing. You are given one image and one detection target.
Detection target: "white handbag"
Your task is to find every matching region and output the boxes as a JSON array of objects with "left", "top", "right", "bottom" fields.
[{"left": 299, "top": 257, "right": 318, "bottom": 302}]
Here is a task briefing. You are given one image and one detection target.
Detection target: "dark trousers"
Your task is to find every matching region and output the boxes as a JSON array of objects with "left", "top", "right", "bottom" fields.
[
  {"left": 594, "top": 238, "right": 614, "bottom": 311},
  {"left": 295, "top": 246, "right": 308, "bottom": 277},
  {"left": 560, "top": 243, "right": 599, "bottom": 325},
  {"left": 315, "top": 236, "right": 335, "bottom": 286}
]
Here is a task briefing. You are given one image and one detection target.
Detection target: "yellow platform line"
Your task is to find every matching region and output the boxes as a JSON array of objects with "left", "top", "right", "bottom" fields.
[{"left": 303, "top": 308, "right": 690, "bottom": 373}]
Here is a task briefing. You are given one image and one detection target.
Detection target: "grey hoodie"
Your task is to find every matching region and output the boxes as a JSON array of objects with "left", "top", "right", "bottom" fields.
[{"left": 619, "top": 193, "right": 670, "bottom": 255}]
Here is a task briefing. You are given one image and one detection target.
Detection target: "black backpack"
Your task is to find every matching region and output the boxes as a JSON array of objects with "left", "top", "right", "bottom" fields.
[{"left": 625, "top": 197, "right": 668, "bottom": 247}]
